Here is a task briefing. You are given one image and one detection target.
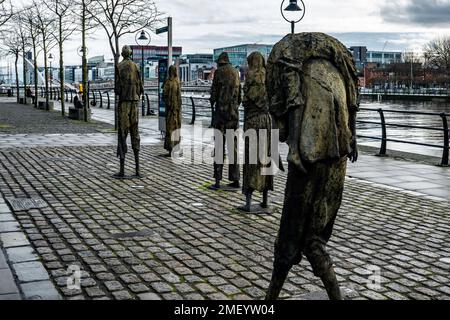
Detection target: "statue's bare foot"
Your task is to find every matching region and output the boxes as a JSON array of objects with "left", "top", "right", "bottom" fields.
[{"left": 113, "top": 172, "right": 125, "bottom": 179}]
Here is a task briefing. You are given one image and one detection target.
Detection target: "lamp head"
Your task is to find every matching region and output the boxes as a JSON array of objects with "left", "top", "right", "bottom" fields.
[{"left": 284, "top": 0, "right": 302, "bottom": 11}]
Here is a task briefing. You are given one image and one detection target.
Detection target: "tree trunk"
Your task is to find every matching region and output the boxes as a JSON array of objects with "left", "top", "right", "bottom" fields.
[
  {"left": 44, "top": 43, "right": 49, "bottom": 110},
  {"left": 32, "top": 38, "right": 39, "bottom": 108},
  {"left": 59, "top": 18, "right": 65, "bottom": 117},
  {"left": 82, "top": 0, "right": 88, "bottom": 122},
  {"left": 22, "top": 44, "right": 27, "bottom": 105},
  {"left": 15, "top": 53, "right": 19, "bottom": 104}
]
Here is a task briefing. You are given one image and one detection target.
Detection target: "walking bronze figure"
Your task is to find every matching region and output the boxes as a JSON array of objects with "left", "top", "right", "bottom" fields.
[
  {"left": 163, "top": 65, "right": 182, "bottom": 156},
  {"left": 114, "top": 45, "right": 144, "bottom": 178},
  {"left": 241, "top": 52, "right": 274, "bottom": 212},
  {"left": 265, "top": 33, "right": 359, "bottom": 300},
  {"left": 209, "top": 52, "right": 242, "bottom": 190}
]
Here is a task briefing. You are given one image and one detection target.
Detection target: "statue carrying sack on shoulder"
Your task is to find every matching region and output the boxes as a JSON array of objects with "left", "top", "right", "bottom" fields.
[{"left": 265, "top": 32, "right": 359, "bottom": 300}]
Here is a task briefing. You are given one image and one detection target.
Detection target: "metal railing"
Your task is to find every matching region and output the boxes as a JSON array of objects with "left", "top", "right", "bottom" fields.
[
  {"left": 360, "top": 88, "right": 450, "bottom": 97},
  {"left": 357, "top": 107, "right": 449, "bottom": 166}
]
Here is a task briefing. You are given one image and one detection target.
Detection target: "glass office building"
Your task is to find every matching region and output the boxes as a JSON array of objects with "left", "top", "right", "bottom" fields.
[{"left": 213, "top": 44, "right": 273, "bottom": 68}]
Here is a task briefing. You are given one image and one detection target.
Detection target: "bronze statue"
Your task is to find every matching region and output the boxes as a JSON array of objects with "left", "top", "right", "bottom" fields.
[
  {"left": 265, "top": 33, "right": 359, "bottom": 300},
  {"left": 241, "top": 52, "right": 273, "bottom": 211},
  {"left": 163, "top": 65, "right": 182, "bottom": 155},
  {"left": 209, "top": 52, "right": 242, "bottom": 190},
  {"left": 114, "top": 45, "right": 144, "bottom": 178}
]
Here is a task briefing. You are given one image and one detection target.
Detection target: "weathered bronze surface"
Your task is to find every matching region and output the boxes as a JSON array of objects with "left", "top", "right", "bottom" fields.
[
  {"left": 163, "top": 65, "right": 182, "bottom": 154},
  {"left": 265, "top": 33, "right": 359, "bottom": 300},
  {"left": 210, "top": 52, "right": 242, "bottom": 188},
  {"left": 241, "top": 52, "right": 274, "bottom": 211},
  {"left": 114, "top": 45, "right": 144, "bottom": 178}
]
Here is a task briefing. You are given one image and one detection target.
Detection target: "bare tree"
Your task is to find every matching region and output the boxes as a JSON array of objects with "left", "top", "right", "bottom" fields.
[
  {"left": 15, "top": 13, "right": 32, "bottom": 105},
  {"left": 424, "top": 36, "right": 450, "bottom": 72},
  {"left": 0, "top": 0, "right": 13, "bottom": 28},
  {"left": 23, "top": 4, "right": 43, "bottom": 108},
  {"left": 86, "top": 0, "right": 162, "bottom": 128},
  {"left": 0, "top": 29, "right": 21, "bottom": 103},
  {"left": 33, "top": 0, "right": 57, "bottom": 110},
  {"left": 86, "top": 0, "right": 162, "bottom": 65},
  {"left": 44, "top": 0, "right": 77, "bottom": 116}
]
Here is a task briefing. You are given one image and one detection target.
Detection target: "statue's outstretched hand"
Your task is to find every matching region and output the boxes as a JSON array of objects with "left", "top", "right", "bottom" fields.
[{"left": 348, "top": 138, "right": 358, "bottom": 163}]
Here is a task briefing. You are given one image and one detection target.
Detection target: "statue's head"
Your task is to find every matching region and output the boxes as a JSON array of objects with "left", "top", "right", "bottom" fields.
[
  {"left": 121, "top": 45, "right": 132, "bottom": 59},
  {"left": 168, "top": 65, "right": 178, "bottom": 78},
  {"left": 247, "top": 52, "right": 265, "bottom": 71},
  {"left": 217, "top": 52, "right": 230, "bottom": 66}
]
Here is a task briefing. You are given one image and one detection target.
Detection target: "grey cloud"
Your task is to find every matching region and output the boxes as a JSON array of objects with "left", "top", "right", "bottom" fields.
[{"left": 381, "top": 0, "right": 450, "bottom": 26}]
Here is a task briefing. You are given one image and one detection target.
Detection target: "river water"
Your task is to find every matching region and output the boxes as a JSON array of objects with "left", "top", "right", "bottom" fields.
[{"left": 358, "top": 99, "right": 449, "bottom": 158}]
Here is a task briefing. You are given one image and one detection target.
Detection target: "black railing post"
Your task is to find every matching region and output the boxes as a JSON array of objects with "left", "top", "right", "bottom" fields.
[
  {"left": 146, "top": 94, "right": 151, "bottom": 115},
  {"left": 190, "top": 96, "right": 196, "bottom": 125},
  {"left": 378, "top": 108, "right": 387, "bottom": 156},
  {"left": 210, "top": 102, "right": 215, "bottom": 128},
  {"left": 105, "top": 91, "right": 110, "bottom": 109},
  {"left": 99, "top": 90, "right": 103, "bottom": 108},
  {"left": 65, "top": 89, "right": 68, "bottom": 102},
  {"left": 70, "top": 89, "right": 73, "bottom": 103},
  {"left": 440, "top": 113, "right": 449, "bottom": 166},
  {"left": 91, "top": 90, "right": 96, "bottom": 107}
]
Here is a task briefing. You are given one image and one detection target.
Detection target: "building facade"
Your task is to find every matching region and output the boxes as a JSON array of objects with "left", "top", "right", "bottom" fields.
[
  {"left": 178, "top": 54, "right": 214, "bottom": 83},
  {"left": 213, "top": 44, "right": 273, "bottom": 68},
  {"left": 130, "top": 45, "right": 182, "bottom": 79}
]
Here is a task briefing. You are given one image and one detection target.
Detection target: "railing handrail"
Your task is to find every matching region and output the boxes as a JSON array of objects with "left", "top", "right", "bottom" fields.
[
  {"left": 360, "top": 107, "right": 448, "bottom": 117},
  {"left": 357, "top": 107, "right": 449, "bottom": 166}
]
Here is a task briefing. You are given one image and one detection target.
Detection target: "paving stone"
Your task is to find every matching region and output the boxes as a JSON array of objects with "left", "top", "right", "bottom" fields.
[
  {"left": 0, "top": 232, "right": 30, "bottom": 248},
  {"left": 138, "top": 292, "right": 162, "bottom": 300},
  {"left": 0, "top": 213, "right": 15, "bottom": 222},
  {"left": 20, "top": 281, "right": 61, "bottom": 300},
  {"left": 0, "top": 269, "right": 19, "bottom": 295},
  {"left": 0, "top": 250, "right": 8, "bottom": 269},
  {"left": 6, "top": 246, "right": 39, "bottom": 263},
  {"left": 13, "top": 261, "right": 49, "bottom": 283},
  {"left": 112, "top": 290, "right": 134, "bottom": 300},
  {"left": 0, "top": 293, "right": 21, "bottom": 300},
  {"left": 150, "top": 282, "right": 173, "bottom": 293}
]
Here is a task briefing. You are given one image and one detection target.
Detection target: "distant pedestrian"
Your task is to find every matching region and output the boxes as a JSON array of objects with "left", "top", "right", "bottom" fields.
[{"left": 73, "top": 91, "right": 84, "bottom": 109}]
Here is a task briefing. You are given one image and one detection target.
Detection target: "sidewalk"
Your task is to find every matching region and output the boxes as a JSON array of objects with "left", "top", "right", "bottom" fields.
[{"left": 0, "top": 97, "right": 449, "bottom": 300}]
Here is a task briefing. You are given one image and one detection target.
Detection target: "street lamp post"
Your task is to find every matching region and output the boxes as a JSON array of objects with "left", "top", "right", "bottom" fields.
[
  {"left": 136, "top": 30, "right": 151, "bottom": 117},
  {"left": 281, "top": 0, "right": 305, "bottom": 34},
  {"left": 48, "top": 53, "right": 54, "bottom": 100}
]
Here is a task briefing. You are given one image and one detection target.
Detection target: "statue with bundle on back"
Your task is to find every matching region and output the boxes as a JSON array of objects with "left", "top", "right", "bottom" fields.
[{"left": 265, "top": 32, "right": 359, "bottom": 300}]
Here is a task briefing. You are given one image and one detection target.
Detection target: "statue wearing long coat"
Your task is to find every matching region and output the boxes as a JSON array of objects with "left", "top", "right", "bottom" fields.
[
  {"left": 242, "top": 52, "right": 273, "bottom": 194},
  {"left": 163, "top": 65, "right": 182, "bottom": 153}
]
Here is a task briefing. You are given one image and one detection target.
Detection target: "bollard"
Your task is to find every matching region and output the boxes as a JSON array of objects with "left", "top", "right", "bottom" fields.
[
  {"left": 441, "top": 113, "right": 449, "bottom": 166},
  {"left": 91, "top": 90, "right": 96, "bottom": 107},
  {"left": 377, "top": 108, "right": 387, "bottom": 156},
  {"left": 190, "top": 96, "right": 196, "bottom": 125}
]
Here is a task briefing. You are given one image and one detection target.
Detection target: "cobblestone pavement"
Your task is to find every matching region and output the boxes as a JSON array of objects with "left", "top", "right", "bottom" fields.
[
  {"left": 0, "top": 100, "right": 113, "bottom": 134},
  {"left": 0, "top": 144, "right": 449, "bottom": 300}
]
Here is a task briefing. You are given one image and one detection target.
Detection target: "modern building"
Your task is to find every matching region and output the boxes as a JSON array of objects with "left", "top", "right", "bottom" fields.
[
  {"left": 349, "top": 46, "right": 403, "bottom": 71},
  {"left": 213, "top": 44, "right": 273, "bottom": 68},
  {"left": 349, "top": 46, "right": 367, "bottom": 71},
  {"left": 130, "top": 45, "right": 182, "bottom": 63},
  {"left": 367, "top": 51, "right": 403, "bottom": 65},
  {"left": 178, "top": 54, "right": 214, "bottom": 83},
  {"left": 130, "top": 45, "right": 182, "bottom": 79}
]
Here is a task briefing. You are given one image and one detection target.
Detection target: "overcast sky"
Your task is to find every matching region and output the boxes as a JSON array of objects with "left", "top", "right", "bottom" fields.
[{"left": 5, "top": 0, "right": 450, "bottom": 66}]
